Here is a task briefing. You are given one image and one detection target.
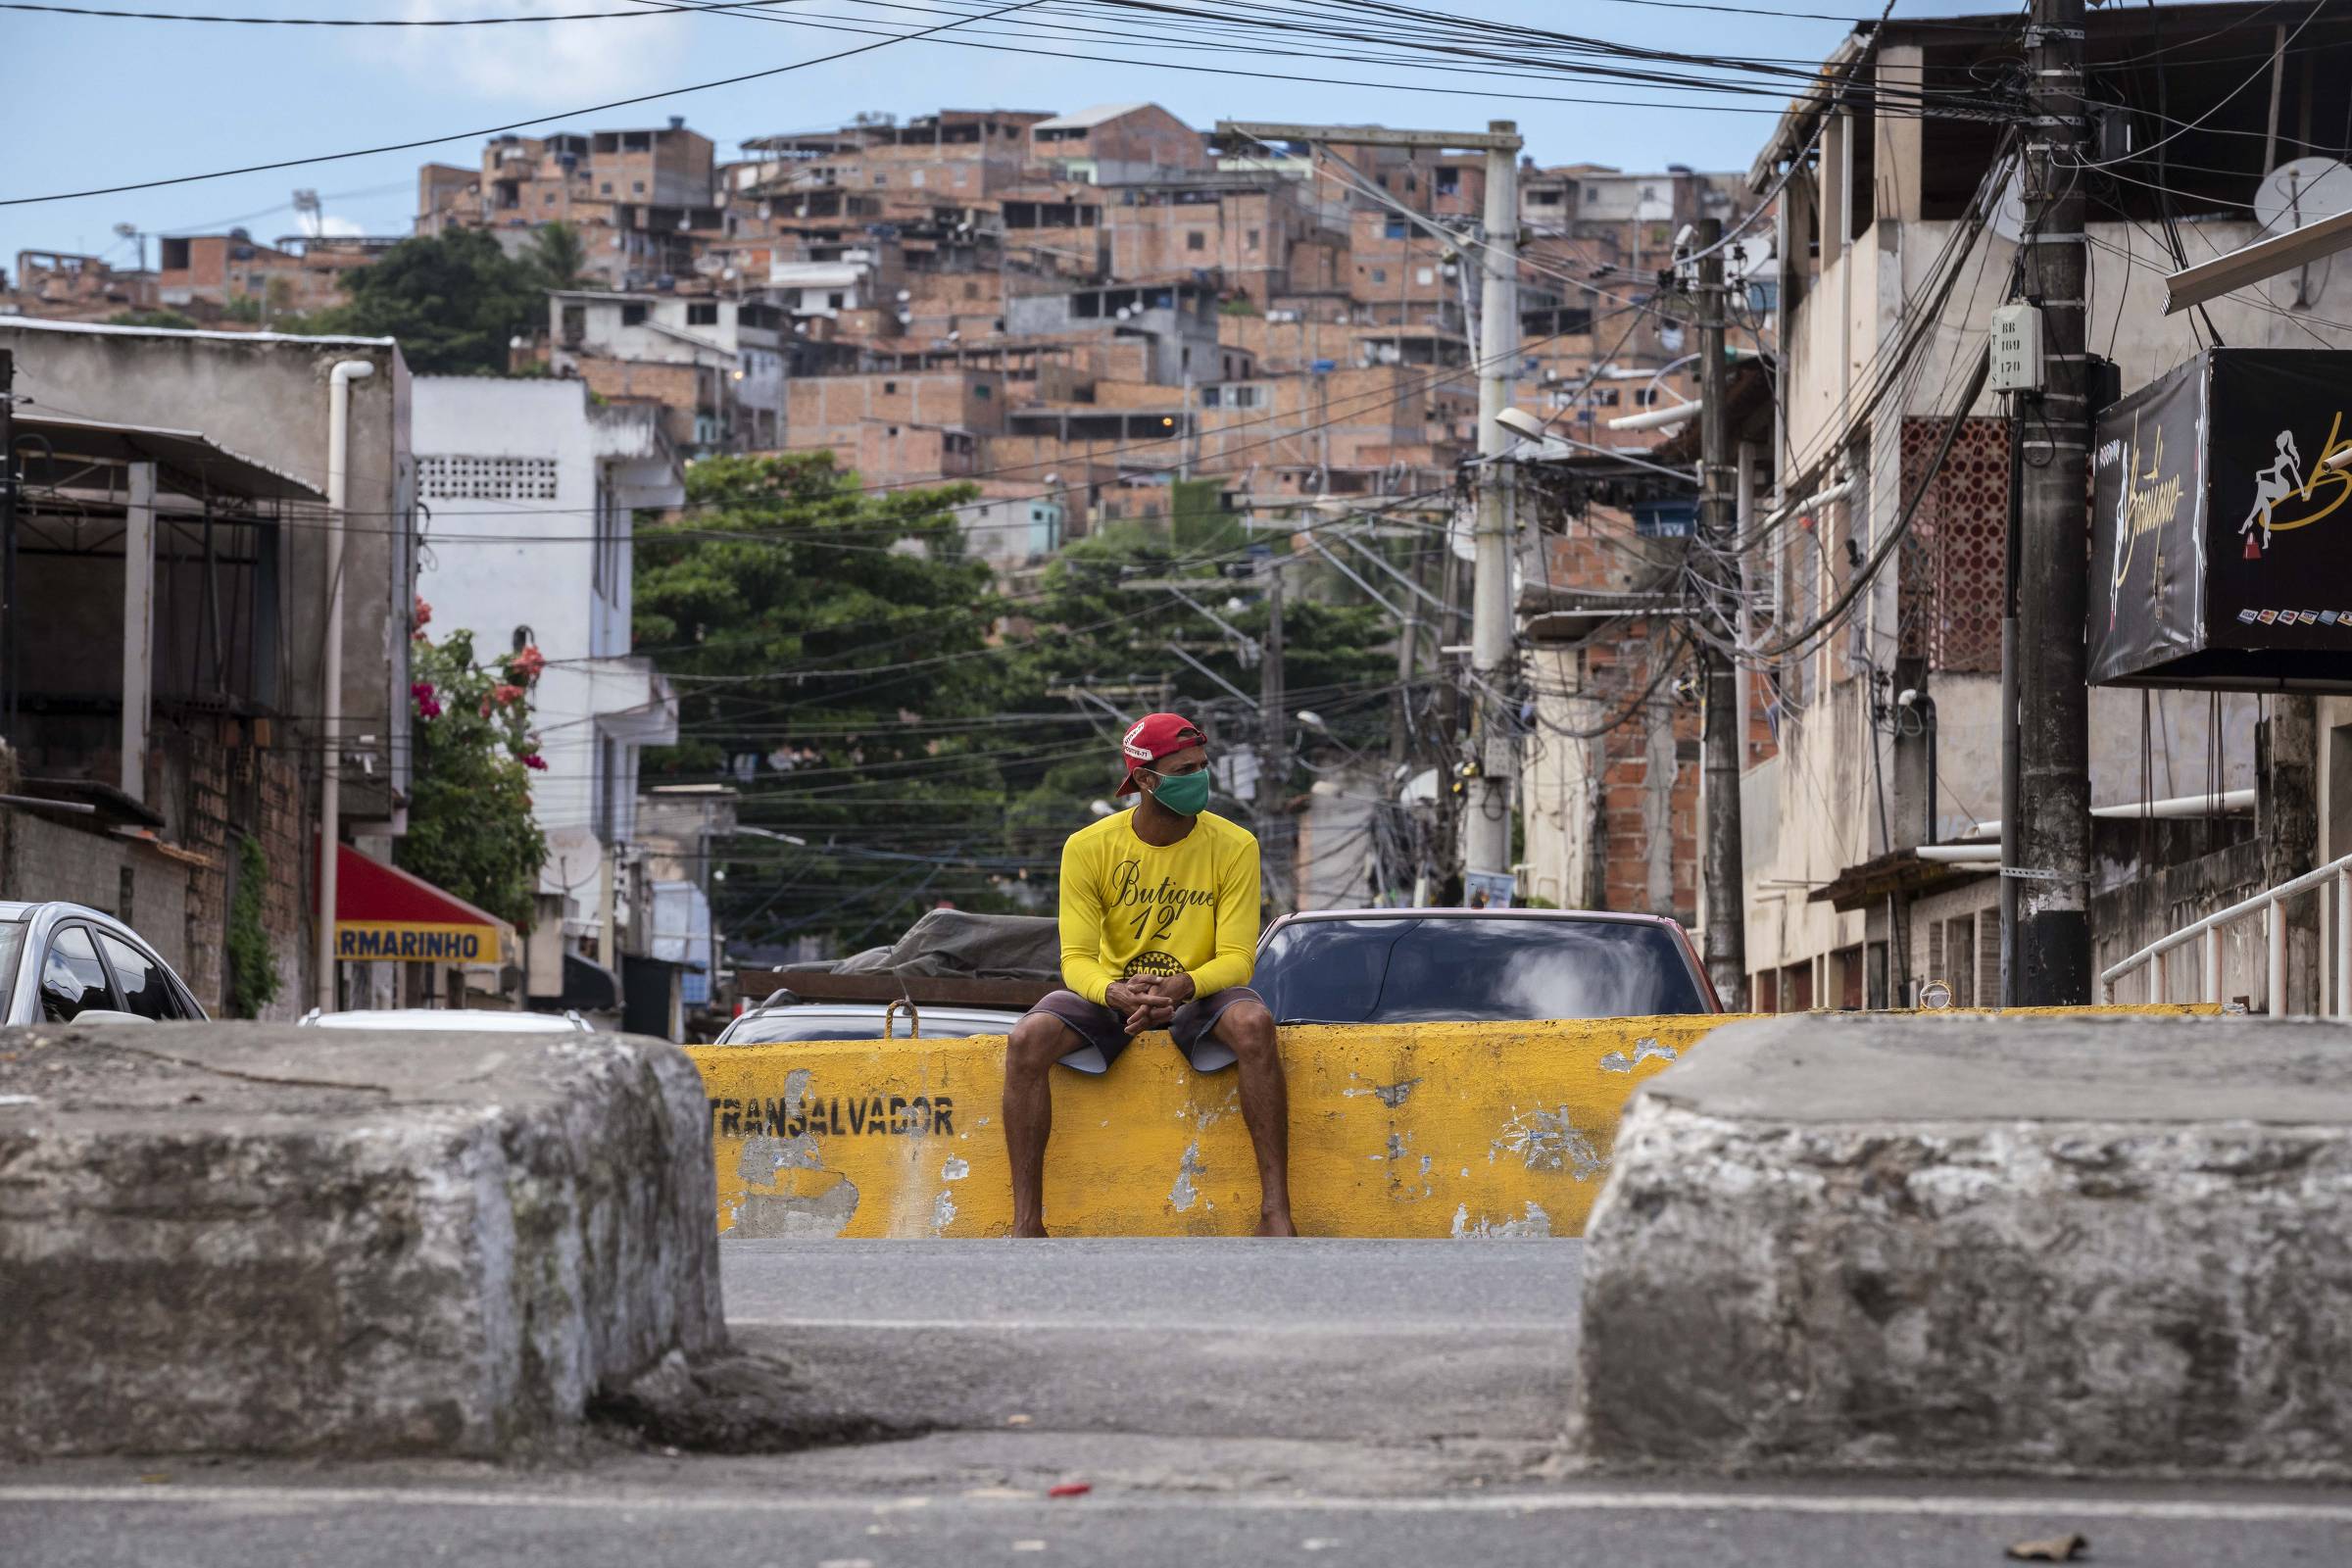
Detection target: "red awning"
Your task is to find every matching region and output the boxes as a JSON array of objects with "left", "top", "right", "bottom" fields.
[{"left": 329, "top": 843, "right": 515, "bottom": 966}]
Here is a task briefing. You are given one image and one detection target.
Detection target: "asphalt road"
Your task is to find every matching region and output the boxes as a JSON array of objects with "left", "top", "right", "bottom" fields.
[{"left": 7, "top": 1240, "right": 2351, "bottom": 1566}]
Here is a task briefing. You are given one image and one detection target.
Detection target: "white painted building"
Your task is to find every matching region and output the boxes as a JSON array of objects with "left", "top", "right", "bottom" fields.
[
  {"left": 549, "top": 289, "right": 790, "bottom": 447},
  {"left": 411, "top": 376, "right": 686, "bottom": 994}
]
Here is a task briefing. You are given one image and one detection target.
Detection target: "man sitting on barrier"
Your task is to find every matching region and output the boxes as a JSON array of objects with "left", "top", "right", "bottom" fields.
[{"left": 1003, "top": 712, "right": 1296, "bottom": 1238}]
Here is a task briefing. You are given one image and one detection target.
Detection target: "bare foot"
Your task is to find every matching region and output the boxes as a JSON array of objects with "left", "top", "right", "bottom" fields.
[{"left": 1254, "top": 1211, "right": 1298, "bottom": 1237}]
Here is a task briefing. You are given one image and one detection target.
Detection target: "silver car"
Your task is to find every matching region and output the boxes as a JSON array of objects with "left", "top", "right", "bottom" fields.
[{"left": 0, "top": 900, "right": 208, "bottom": 1025}]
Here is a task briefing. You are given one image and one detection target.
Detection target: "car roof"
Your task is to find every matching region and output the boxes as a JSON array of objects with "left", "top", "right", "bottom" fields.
[
  {"left": 733, "top": 1003, "right": 1024, "bottom": 1027},
  {"left": 302, "top": 1008, "right": 591, "bottom": 1032},
  {"left": 0, "top": 901, "right": 161, "bottom": 945},
  {"left": 1267, "top": 906, "right": 1685, "bottom": 928}
]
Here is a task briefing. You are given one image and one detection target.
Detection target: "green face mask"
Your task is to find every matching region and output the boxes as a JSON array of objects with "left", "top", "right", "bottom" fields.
[{"left": 1147, "top": 767, "right": 1212, "bottom": 817}]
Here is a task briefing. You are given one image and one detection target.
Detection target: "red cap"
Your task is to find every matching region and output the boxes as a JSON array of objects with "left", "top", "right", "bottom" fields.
[{"left": 1115, "top": 712, "right": 1205, "bottom": 796}]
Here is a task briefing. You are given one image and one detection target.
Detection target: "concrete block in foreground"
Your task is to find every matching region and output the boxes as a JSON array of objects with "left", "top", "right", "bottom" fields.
[
  {"left": 1576, "top": 1012, "right": 2352, "bottom": 1478},
  {"left": 0, "top": 1022, "right": 723, "bottom": 1458}
]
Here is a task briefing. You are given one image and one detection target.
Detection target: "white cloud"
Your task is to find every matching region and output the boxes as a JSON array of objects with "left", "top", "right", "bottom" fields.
[
  {"left": 317, "top": 216, "right": 369, "bottom": 237},
  {"left": 388, "top": 0, "right": 696, "bottom": 105}
]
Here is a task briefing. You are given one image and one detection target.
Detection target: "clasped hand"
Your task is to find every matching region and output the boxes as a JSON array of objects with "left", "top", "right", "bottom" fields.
[{"left": 1103, "top": 972, "right": 1197, "bottom": 1035}]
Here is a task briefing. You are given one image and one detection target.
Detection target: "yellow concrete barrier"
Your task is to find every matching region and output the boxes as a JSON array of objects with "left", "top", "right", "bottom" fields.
[
  {"left": 686, "top": 1003, "right": 2222, "bottom": 1240},
  {"left": 689, "top": 1016, "right": 1741, "bottom": 1240}
]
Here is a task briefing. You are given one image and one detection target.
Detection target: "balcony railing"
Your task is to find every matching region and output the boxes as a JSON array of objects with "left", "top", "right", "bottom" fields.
[{"left": 2100, "top": 851, "right": 2352, "bottom": 1014}]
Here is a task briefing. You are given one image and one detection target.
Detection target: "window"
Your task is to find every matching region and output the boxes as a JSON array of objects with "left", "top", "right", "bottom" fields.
[
  {"left": 418, "top": 456, "right": 561, "bottom": 502},
  {"left": 1246, "top": 227, "right": 1260, "bottom": 250},
  {"left": 827, "top": 292, "right": 845, "bottom": 309},
  {"left": 1436, "top": 169, "right": 1459, "bottom": 196},
  {"left": 601, "top": 181, "right": 612, "bottom": 194},
  {"left": 544, "top": 191, "right": 557, "bottom": 206},
  {"left": 1593, "top": 388, "right": 1620, "bottom": 407},
  {"left": 99, "top": 933, "right": 180, "bottom": 1020},
  {"left": 39, "top": 926, "right": 113, "bottom": 1022},
  {"left": 911, "top": 170, "right": 926, "bottom": 188},
  {"left": 633, "top": 180, "right": 646, "bottom": 194},
  {"left": 1186, "top": 230, "right": 1205, "bottom": 252},
  {"left": 1369, "top": 268, "right": 1387, "bottom": 284},
  {"left": 883, "top": 380, "right": 898, "bottom": 395},
  {"left": 686, "top": 301, "right": 718, "bottom": 325},
  {"left": 973, "top": 383, "right": 991, "bottom": 399},
  {"left": 1415, "top": 267, "right": 1435, "bottom": 286},
  {"left": 873, "top": 173, "right": 888, "bottom": 187},
  {"left": 1383, "top": 218, "right": 1407, "bottom": 240},
  {"left": 620, "top": 303, "right": 647, "bottom": 327}
]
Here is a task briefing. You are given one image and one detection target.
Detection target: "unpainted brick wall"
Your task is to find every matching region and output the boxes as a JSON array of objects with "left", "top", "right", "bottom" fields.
[{"left": 4, "top": 815, "right": 193, "bottom": 979}]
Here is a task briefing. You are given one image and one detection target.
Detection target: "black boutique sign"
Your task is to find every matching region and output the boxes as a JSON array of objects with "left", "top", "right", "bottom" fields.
[{"left": 2090, "top": 349, "right": 2352, "bottom": 690}]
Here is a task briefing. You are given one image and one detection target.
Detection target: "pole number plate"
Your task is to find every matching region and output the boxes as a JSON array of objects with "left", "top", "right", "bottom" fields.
[{"left": 1988, "top": 303, "right": 2044, "bottom": 393}]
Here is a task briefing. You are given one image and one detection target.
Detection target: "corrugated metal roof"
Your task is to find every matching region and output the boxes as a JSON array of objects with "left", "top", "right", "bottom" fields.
[{"left": 19, "top": 412, "right": 323, "bottom": 502}]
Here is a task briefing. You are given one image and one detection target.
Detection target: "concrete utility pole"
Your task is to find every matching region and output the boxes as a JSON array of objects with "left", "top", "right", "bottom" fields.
[
  {"left": 1464, "top": 122, "right": 1522, "bottom": 891},
  {"left": 2010, "top": 0, "right": 2093, "bottom": 1004},
  {"left": 1213, "top": 118, "right": 1523, "bottom": 894},
  {"left": 1258, "top": 562, "right": 1290, "bottom": 916},
  {"left": 0, "top": 348, "right": 15, "bottom": 749},
  {"left": 1692, "top": 218, "right": 1747, "bottom": 1009}
]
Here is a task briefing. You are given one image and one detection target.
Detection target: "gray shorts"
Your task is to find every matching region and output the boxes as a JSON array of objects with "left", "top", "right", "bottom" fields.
[{"left": 1025, "top": 986, "right": 1267, "bottom": 1075}]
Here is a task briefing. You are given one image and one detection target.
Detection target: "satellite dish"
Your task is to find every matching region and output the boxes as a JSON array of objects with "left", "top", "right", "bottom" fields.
[
  {"left": 2254, "top": 157, "right": 2352, "bottom": 237},
  {"left": 896, "top": 288, "right": 912, "bottom": 302},
  {"left": 1988, "top": 165, "right": 2028, "bottom": 244}
]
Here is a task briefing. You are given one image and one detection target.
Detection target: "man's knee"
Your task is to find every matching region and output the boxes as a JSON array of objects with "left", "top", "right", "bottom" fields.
[
  {"left": 1219, "top": 1000, "right": 1280, "bottom": 1065},
  {"left": 1006, "top": 1014, "right": 1068, "bottom": 1076}
]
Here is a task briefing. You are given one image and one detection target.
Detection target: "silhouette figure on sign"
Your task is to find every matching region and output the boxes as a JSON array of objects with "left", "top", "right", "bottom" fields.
[{"left": 2240, "top": 429, "right": 2304, "bottom": 558}]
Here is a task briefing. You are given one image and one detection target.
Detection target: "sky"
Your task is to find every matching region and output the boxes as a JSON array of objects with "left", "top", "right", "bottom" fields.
[{"left": 0, "top": 0, "right": 2009, "bottom": 270}]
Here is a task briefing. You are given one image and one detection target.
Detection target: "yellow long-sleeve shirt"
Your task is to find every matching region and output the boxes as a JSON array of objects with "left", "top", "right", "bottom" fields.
[{"left": 1055, "top": 808, "right": 1261, "bottom": 1006}]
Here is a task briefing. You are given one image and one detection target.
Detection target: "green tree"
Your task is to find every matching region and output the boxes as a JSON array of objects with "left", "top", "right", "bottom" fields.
[
  {"left": 994, "top": 519, "right": 1396, "bottom": 865},
  {"left": 302, "top": 229, "right": 544, "bottom": 374},
  {"left": 396, "top": 620, "right": 550, "bottom": 930},
  {"left": 527, "top": 221, "right": 590, "bottom": 292},
  {"left": 634, "top": 453, "right": 1016, "bottom": 952}
]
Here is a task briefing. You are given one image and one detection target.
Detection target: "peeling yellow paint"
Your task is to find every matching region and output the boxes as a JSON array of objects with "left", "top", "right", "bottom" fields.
[{"left": 687, "top": 1003, "right": 2219, "bottom": 1240}]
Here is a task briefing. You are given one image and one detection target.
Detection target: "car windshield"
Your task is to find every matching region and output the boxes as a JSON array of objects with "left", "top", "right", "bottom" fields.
[
  {"left": 724, "top": 1013, "right": 1018, "bottom": 1044},
  {"left": 1253, "top": 916, "right": 1706, "bottom": 1025}
]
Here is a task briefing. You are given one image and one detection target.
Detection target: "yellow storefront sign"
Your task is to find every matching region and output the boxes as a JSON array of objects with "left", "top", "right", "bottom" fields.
[{"left": 334, "top": 921, "right": 501, "bottom": 963}]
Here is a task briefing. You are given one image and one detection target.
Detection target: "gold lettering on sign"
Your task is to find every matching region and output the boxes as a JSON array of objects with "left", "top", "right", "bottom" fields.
[
  {"left": 2260, "top": 412, "right": 2352, "bottom": 536},
  {"left": 2110, "top": 417, "right": 2184, "bottom": 599}
]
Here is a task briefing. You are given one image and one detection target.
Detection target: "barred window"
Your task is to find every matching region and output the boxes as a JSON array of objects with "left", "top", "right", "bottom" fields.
[{"left": 416, "top": 455, "right": 559, "bottom": 502}]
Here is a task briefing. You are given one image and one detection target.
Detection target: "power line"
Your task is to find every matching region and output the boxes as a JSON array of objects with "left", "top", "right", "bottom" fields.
[{"left": 0, "top": 0, "right": 1049, "bottom": 206}]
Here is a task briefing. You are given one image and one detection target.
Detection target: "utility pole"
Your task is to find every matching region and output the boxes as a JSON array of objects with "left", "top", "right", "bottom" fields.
[
  {"left": 1463, "top": 121, "right": 1522, "bottom": 894},
  {"left": 2010, "top": 0, "right": 2093, "bottom": 1004},
  {"left": 1693, "top": 217, "right": 1748, "bottom": 1009},
  {"left": 1213, "top": 118, "right": 1523, "bottom": 896},
  {"left": 1257, "top": 562, "right": 1290, "bottom": 916},
  {"left": 0, "top": 348, "right": 16, "bottom": 750}
]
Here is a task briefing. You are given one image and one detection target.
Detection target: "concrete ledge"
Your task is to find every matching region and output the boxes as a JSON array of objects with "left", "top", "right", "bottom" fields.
[
  {"left": 0, "top": 1023, "right": 723, "bottom": 1458},
  {"left": 1576, "top": 1013, "right": 2352, "bottom": 1479}
]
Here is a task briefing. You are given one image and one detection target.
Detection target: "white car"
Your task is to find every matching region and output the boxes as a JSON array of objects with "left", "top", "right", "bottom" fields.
[
  {"left": 712, "top": 996, "right": 1022, "bottom": 1045},
  {"left": 0, "top": 901, "right": 207, "bottom": 1025},
  {"left": 297, "top": 1008, "right": 593, "bottom": 1032}
]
